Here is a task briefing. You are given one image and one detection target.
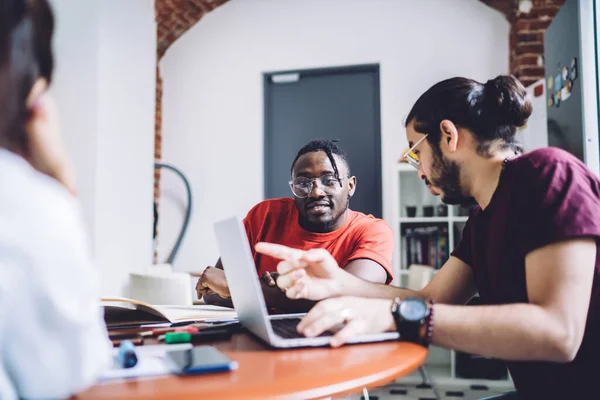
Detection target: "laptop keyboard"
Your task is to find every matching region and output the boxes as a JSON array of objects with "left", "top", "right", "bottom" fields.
[{"left": 270, "top": 318, "right": 333, "bottom": 339}]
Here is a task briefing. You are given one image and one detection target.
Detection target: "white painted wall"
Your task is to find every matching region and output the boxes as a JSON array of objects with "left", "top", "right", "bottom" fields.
[
  {"left": 50, "top": 0, "right": 156, "bottom": 296},
  {"left": 516, "top": 79, "right": 548, "bottom": 152},
  {"left": 51, "top": 0, "right": 99, "bottom": 242},
  {"left": 159, "top": 0, "right": 510, "bottom": 276}
]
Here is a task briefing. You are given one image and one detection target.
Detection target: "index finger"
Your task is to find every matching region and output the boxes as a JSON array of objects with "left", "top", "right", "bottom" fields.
[{"left": 255, "top": 242, "right": 305, "bottom": 261}]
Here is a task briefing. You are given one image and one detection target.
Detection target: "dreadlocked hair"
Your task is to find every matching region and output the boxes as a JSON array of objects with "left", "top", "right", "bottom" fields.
[{"left": 290, "top": 139, "right": 351, "bottom": 179}]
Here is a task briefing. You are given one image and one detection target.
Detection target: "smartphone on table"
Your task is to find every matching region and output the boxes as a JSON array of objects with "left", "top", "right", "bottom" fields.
[{"left": 166, "top": 345, "right": 238, "bottom": 375}]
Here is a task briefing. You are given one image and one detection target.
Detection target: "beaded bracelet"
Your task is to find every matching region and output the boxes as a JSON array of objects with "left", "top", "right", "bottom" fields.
[{"left": 423, "top": 299, "right": 435, "bottom": 346}]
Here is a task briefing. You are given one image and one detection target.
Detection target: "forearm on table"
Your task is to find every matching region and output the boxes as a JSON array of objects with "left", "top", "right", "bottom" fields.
[
  {"left": 338, "top": 273, "right": 423, "bottom": 300},
  {"left": 432, "top": 303, "right": 577, "bottom": 362}
]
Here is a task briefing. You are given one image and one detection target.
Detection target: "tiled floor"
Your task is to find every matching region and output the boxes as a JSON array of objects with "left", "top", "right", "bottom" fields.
[{"left": 340, "top": 381, "right": 510, "bottom": 400}]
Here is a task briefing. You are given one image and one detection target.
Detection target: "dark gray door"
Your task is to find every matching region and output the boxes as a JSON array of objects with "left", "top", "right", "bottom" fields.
[{"left": 264, "top": 65, "right": 382, "bottom": 218}]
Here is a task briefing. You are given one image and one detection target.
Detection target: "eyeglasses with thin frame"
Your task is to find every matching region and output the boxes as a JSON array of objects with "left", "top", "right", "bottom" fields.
[
  {"left": 288, "top": 175, "right": 344, "bottom": 198},
  {"left": 402, "top": 134, "right": 428, "bottom": 170}
]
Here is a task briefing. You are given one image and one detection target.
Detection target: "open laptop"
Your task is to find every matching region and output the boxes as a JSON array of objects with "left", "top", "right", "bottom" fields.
[{"left": 214, "top": 216, "right": 400, "bottom": 348}]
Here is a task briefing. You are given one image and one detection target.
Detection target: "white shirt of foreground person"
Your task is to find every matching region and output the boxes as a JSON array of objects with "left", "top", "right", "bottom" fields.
[{"left": 0, "top": 149, "right": 111, "bottom": 400}]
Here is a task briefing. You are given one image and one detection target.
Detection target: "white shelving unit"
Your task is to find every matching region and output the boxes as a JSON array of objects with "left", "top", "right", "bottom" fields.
[
  {"left": 396, "top": 162, "right": 468, "bottom": 274},
  {"left": 394, "top": 162, "right": 514, "bottom": 388}
]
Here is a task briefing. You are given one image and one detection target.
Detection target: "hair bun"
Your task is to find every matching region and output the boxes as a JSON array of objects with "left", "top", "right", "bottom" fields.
[{"left": 483, "top": 75, "right": 532, "bottom": 128}]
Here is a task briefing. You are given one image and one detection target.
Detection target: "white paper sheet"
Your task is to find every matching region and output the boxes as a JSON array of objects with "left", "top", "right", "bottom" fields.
[{"left": 99, "top": 343, "right": 192, "bottom": 381}]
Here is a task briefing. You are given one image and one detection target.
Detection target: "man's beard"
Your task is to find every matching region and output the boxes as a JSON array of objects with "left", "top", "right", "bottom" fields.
[
  {"left": 430, "top": 144, "right": 474, "bottom": 205},
  {"left": 299, "top": 195, "right": 350, "bottom": 233}
]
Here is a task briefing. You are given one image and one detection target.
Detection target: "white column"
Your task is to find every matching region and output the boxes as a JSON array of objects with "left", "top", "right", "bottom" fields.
[{"left": 51, "top": 0, "right": 156, "bottom": 296}]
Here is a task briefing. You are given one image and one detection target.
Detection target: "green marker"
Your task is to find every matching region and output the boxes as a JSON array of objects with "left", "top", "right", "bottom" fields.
[
  {"left": 164, "top": 332, "right": 192, "bottom": 344},
  {"left": 164, "top": 328, "right": 233, "bottom": 344}
]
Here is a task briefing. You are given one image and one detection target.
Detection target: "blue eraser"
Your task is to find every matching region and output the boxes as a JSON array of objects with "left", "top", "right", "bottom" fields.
[{"left": 117, "top": 340, "right": 138, "bottom": 368}]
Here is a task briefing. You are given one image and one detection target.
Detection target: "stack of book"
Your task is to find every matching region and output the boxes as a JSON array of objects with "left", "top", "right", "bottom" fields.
[{"left": 402, "top": 225, "right": 449, "bottom": 270}]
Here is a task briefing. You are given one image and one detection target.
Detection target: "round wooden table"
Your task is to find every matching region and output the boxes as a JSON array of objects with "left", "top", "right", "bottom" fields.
[{"left": 76, "top": 332, "right": 427, "bottom": 400}]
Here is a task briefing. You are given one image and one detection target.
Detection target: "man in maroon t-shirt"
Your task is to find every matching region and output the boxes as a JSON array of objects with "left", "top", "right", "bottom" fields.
[
  {"left": 449, "top": 147, "right": 600, "bottom": 398},
  {"left": 255, "top": 76, "right": 600, "bottom": 399}
]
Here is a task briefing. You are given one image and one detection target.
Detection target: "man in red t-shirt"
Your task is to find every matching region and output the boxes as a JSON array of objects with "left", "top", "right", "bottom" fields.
[
  {"left": 258, "top": 76, "right": 600, "bottom": 398},
  {"left": 195, "top": 139, "right": 394, "bottom": 312}
]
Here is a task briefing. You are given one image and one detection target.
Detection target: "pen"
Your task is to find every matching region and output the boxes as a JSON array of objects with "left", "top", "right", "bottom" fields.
[
  {"left": 192, "top": 321, "right": 242, "bottom": 331},
  {"left": 163, "top": 328, "right": 233, "bottom": 344},
  {"left": 146, "top": 326, "right": 199, "bottom": 336},
  {"left": 109, "top": 325, "right": 206, "bottom": 343},
  {"left": 110, "top": 326, "right": 199, "bottom": 341}
]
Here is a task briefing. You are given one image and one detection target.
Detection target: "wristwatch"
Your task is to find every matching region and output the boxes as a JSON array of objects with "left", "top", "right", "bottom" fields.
[{"left": 391, "top": 297, "right": 433, "bottom": 346}]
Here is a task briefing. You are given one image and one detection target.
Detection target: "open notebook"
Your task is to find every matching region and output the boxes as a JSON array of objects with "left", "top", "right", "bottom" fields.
[{"left": 102, "top": 297, "right": 237, "bottom": 328}]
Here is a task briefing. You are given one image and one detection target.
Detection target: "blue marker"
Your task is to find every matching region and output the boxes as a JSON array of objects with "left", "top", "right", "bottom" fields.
[{"left": 117, "top": 340, "right": 138, "bottom": 368}]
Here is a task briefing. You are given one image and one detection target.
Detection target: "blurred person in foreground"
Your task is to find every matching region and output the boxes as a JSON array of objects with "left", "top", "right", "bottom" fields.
[{"left": 0, "top": 1, "right": 110, "bottom": 399}]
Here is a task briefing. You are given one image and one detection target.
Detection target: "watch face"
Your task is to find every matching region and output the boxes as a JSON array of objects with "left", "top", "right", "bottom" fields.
[{"left": 399, "top": 298, "right": 428, "bottom": 321}]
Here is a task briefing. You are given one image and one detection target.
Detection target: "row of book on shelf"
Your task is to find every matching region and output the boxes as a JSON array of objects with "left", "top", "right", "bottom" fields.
[{"left": 402, "top": 225, "right": 449, "bottom": 270}]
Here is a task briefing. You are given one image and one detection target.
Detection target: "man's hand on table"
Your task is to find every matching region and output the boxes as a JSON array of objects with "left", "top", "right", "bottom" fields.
[{"left": 298, "top": 296, "right": 396, "bottom": 347}]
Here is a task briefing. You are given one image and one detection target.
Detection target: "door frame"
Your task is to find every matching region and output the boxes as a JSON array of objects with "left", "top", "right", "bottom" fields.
[
  {"left": 579, "top": 0, "right": 600, "bottom": 175},
  {"left": 263, "top": 63, "right": 382, "bottom": 214}
]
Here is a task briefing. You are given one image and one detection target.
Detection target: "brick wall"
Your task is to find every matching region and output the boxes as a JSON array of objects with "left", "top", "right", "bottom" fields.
[
  {"left": 154, "top": 65, "right": 162, "bottom": 203},
  {"left": 481, "top": 0, "right": 566, "bottom": 87},
  {"left": 154, "top": 0, "right": 228, "bottom": 260}
]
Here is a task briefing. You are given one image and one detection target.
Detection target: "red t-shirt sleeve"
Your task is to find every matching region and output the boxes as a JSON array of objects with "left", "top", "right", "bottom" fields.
[
  {"left": 519, "top": 157, "right": 600, "bottom": 254},
  {"left": 346, "top": 220, "right": 395, "bottom": 283},
  {"left": 243, "top": 202, "right": 266, "bottom": 251}
]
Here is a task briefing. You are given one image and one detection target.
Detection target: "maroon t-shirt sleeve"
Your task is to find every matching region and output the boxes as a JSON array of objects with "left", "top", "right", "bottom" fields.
[
  {"left": 519, "top": 157, "right": 600, "bottom": 254},
  {"left": 450, "top": 216, "right": 474, "bottom": 267}
]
